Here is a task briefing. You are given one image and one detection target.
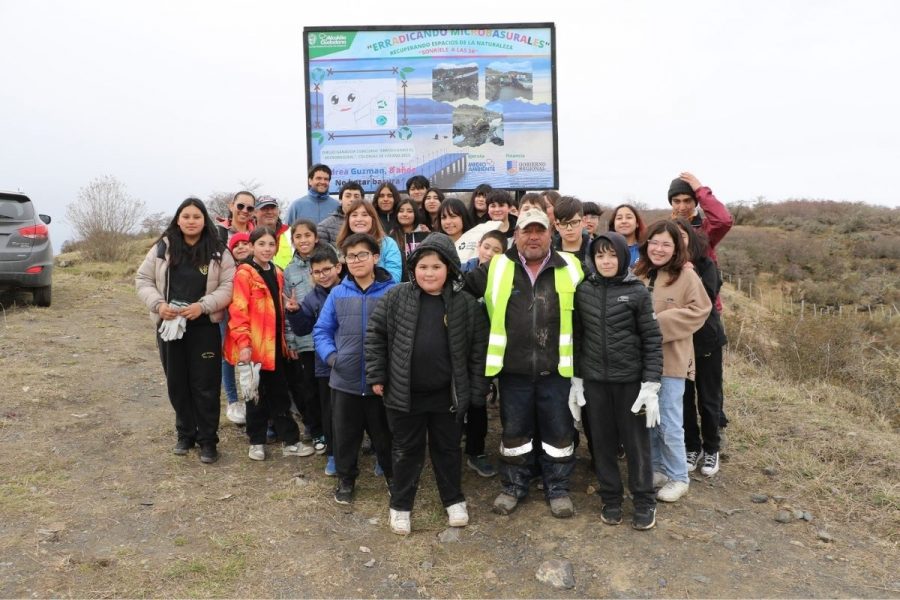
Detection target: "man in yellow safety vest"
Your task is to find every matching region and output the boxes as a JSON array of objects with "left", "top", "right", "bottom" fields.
[{"left": 465, "top": 209, "right": 584, "bottom": 518}]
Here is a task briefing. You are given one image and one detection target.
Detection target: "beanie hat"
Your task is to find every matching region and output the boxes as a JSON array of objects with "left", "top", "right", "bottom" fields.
[
  {"left": 228, "top": 232, "right": 251, "bottom": 252},
  {"left": 668, "top": 178, "right": 696, "bottom": 204}
]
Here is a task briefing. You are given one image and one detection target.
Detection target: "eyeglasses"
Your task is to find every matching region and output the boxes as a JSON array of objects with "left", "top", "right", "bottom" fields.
[
  {"left": 345, "top": 251, "right": 372, "bottom": 263},
  {"left": 236, "top": 203, "right": 254, "bottom": 213},
  {"left": 557, "top": 218, "right": 583, "bottom": 230},
  {"left": 648, "top": 240, "right": 675, "bottom": 250},
  {"left": 312, "top": 266, "right": 335, "bottom": 278}
]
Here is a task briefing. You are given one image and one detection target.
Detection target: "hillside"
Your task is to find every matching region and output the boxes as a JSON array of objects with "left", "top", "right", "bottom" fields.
[{"left": 0, "top": 224, "right": 897, "bottom": 596}]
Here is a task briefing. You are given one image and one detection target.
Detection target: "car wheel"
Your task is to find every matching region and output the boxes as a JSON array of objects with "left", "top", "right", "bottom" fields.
[{"left": 33, "top": 285, "right": 51, "bottom": 307}]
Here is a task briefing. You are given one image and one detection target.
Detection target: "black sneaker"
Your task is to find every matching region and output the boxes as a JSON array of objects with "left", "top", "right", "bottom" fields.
[
  {"left": 173, "top": 439, "right": 194, "bottom": 456},
  {"left": 632, "top": 506, "right": 657, "bottom": 530},
  {"left": 334, "top": 479, "right": 355, "bottom": 505},
  {"left": 199, "top": 444, "right": 218, "bottom": 464},
  {"left": 600, "top": 504, "right": 623, "bottom": 525}
]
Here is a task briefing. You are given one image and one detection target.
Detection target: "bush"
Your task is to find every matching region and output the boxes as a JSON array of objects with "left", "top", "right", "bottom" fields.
[{"left": 66, "top": 176, "right": 145, "bottom": 261}]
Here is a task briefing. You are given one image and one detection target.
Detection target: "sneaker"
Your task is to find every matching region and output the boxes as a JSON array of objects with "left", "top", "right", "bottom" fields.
[
  {"left": 600, "top": 504, "right": 623, "bottom": 525},
  {"left": 248, "top": 444, "right": 265, "bottom": 461},
  {"left": 334, "top": 479, "right": 354, "bottom": 505},
  {"left": 374, "top": 460, "right": 384, "bottom": 477},
  {"left": 283, "top": 441, "right": 315, "bottom": 457},
  {"left": 199, "top": 444, "right": 218, "bottom": 464},
  {"left": 389, "top": 508, "right": 411, "bottom": 535},
  {"left": 492, "top": 492, "right": 519, "bottom": 515},
  {"left": 700, "top": 451, "right": 720, "bottom": 477},
  {"left": 313, "top": 436, "right": 327, "bottom": 455},
  {"left": 657, "top": 480, "right": 689, "bottom": 503},
  {"left": 446, "top": 501, "right": 469, "bottom": 527},
  {"left": 173, "top": 439, "right": 194, "bottom": 456},
  {"left": 686, "top": 450, "right": 703, "bottom": 473},
  {"left": 549, "top": 495, "right": 575, "bottom": 518},
  {"left": 652, "top": 471, "right": 669, "bottom": 490},
  {"left": 225, "top": 402, "right": 246, "bottom": 425},
  {"left": 324, "top": 455, "right": 336, "bottom": 476},
  {"left": 466, "top": 454, "right": 497, "bottom": 478},
  {"left": 300, "top": 426, "right": 313, "bottom": 444},
  {"left": 632, "top": 506, "right": 657, "bottom": 530}
]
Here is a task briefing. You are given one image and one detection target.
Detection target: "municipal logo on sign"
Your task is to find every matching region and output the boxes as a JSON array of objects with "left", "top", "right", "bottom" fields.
[{"left": 507, "top": 160, "right": 519, "bottom": 175}]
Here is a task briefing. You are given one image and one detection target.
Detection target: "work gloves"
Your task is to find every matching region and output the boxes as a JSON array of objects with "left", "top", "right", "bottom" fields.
[
  {"left": 236, "top": 361, "right": 262, "bottom": 404},
  {"left": 568, "top": 376, "right": 586, "bottom": 422},
  {"left": 157, "top": 301, "right": 189, "bottom": 341},
  {"left": 631, "top": 381, "right": 661, "bottom": 428}
]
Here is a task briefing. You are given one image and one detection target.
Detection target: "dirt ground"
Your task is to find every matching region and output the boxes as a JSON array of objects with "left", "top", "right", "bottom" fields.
[{"left": 0, "top": 271, "right": 897, "bottom": 598}]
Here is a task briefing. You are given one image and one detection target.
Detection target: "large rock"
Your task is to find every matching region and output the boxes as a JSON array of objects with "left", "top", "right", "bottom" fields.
[{"left": 535, "top": 559, "right": 575, "bottom": 590}]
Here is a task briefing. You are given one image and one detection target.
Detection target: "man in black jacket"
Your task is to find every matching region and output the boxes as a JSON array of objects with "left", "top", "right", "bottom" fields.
[{"left": 465, "top": 210, "right": 584, "bottom": 518}]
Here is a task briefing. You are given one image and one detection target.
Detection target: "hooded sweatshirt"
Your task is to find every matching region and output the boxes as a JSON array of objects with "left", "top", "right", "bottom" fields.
[
  {"left": 365, "top": 233, "right": 490, "bottom": 415},
  {"left": 574, "top": 232, "right": 663, "bottom": 383}
]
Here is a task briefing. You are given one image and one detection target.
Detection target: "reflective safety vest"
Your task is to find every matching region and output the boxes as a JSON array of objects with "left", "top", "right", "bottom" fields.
[
  {"left": 273, "top": 228, "right": 293, "bottom": 270},
  {"left": 483, "top": 252, "right": 584, "bottom": 377}
]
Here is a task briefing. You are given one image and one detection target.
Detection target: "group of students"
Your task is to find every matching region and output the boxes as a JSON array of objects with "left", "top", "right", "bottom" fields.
[{"left": 135, "top": 165, "right": 732, "bottom": 534}]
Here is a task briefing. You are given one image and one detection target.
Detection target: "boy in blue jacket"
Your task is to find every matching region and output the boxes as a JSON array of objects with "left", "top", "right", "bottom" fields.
[
  {"left": 313, "top": 233, "right": 396, "bottom": 504},
  {"left": 287, "top": 243, "right": 343, "bottom": 475}
]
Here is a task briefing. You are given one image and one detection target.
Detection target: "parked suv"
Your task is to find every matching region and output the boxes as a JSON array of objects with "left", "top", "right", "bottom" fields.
[{"left": 0, "top": 191, "right": 53, "bottom": 306}]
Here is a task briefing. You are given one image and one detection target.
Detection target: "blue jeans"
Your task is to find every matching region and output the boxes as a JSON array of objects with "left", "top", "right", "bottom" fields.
[
  {"left": 650, "top": 376, "right": 688, "bottom": 483},
  {"left": 219, "top": 321, "right": 237, "bottom": 404},
  {"left": 497, "top": 373, "right": 575, "bottom": 500}
]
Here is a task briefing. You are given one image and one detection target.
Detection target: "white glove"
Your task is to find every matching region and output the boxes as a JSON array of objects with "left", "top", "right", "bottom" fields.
[
  {"left": 568, "top": 376, "right": 586, "bottom": 422},
  {"left": 631, "top": 381, "right": 661, "bottom": 428},
  {"left": 236, "top": 362, "right": 262, "bottom": 404},
  {"left": 157, "top": 301, "right": 189, "bottom": 342}
]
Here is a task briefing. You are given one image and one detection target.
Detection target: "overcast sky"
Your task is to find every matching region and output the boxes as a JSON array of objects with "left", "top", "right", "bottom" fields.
[{"left": 2, "top": 0, "right": 898, "bottom": 246}]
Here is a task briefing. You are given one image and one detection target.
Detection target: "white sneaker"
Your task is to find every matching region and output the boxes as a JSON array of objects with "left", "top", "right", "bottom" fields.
[
  {"left": 283, "top": 441, "right": 315, "bottom": 457},
  {"left": 657, "top": 480, "right": 689, "bottom": 502},
  {"left": 686, "top": 450, "right": 703, "bottom": 473},
  {"left": 446, "top": 501, "right": 469, "bottom": 527},
  {"left": 700, "top": 452, "right": 720, "bottom": 477},
  {"left": 389, "top": 508, "right": 411, "bottom": 535},
  {"left": 652, "top": 471, "right": 669, "bottom": 490},
  {"left": 248, "top": 444, "right": 265, "bottom": 461},
  {"left": 226, "top": 402, "right": 246, "bottom": 425}
]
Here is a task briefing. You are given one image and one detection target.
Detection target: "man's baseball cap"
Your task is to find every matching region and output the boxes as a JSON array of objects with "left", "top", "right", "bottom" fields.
[
  {"left": 256, "top": 195, "right": 279, "bottom": 209},
  {"left": 516, "top": 208, "right": 550, "bottom": 230}
]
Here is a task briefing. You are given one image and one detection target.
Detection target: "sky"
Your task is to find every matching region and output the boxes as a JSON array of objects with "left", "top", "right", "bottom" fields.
[{"left": 1, "top": 0, "right": 898, "bottom": 247}]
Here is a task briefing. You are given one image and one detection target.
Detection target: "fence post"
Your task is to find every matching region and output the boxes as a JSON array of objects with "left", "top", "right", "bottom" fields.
[{"left": 800, "top": 299, "right": 805, "bottom": 320}]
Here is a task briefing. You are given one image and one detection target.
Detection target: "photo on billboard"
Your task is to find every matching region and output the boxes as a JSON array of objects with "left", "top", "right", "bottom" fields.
[{"left": 303, "top": 24, "right": 558, "bottom": 193}]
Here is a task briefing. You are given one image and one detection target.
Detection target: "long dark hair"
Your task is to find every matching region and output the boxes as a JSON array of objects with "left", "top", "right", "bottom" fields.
[
  {"left": 336, "top": 199, "right": 385, "bottom": 247},
  {"left": 437, "top": 198, "right": 473, "bottom": 235},
  {"left": 633, "top": 220, "right": 688, "bottom": 285},
  {"left": 673, "top": 217, "right": 709, "bottom": 262},
  {"left": 608, "top": 203, "right": 647, "bottom": 243},
  {"left": 160, "top": 197, "right": 222, "bottom": 266},
  {"left": 373, "top": 182, "right": 400, "bottom": 217}
]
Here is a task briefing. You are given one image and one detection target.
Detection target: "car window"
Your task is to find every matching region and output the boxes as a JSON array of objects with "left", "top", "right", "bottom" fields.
[{"left": 0, "top": 198, "right": 34, "bottom": 219}]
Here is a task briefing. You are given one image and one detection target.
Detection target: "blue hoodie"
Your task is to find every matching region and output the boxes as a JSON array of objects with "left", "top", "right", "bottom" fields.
[{"left": 312, "top": 267, "right": 396, "bottom": 395}]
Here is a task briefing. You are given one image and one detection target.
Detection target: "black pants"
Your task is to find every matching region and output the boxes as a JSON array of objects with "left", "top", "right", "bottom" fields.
[
  {"left": 157, "top": 322, "right": 221, "bottom": 445},
  {"left": 498, "top": 373, "right": 575, "bottom": 500},
  {"left": 386, "top": 407, "right": 464, "bottom": 511},
  {"left": 246, "top": 355, "right": 300, "bottom": 446},
  {"left": 285, "top": 351, "right": 321, "bottom": 437},
  {"left": 683, "top": 345, "right": 724, "bottom": 454},
  {"left": 584, "top": 380, "right": 655, "bottom": 510},
  {"left": 332, "top": 389, "right": 393, "bottom": 483},
  {"left": 318, "top": 377, "right": 334, "bottom": 455},
  {"left": 464, "top": 404, "right": 487, "bottom": 456}
]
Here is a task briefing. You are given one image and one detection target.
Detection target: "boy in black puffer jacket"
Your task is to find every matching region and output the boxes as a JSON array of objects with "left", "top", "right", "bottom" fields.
[
  {"left": 573, "top": 232, "right": 663, "bottom": 530},
  {"left": 365, "top": 233, "right": 489, "bottom": 536}
]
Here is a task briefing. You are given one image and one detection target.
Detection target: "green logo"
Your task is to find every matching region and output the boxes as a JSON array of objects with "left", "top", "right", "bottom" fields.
[{"left": 308, "top": 31, "right": 357, "bottom": 59}]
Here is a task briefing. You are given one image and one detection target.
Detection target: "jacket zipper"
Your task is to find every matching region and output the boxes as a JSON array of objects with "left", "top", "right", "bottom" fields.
[{"left": 601, "top": 280, "right": 609, "bottom": 380}]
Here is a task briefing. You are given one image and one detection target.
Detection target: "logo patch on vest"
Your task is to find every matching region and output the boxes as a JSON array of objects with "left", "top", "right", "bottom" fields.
[
  {"left": 616, "top": 295, "right": 629, "bottom": 302},
  {"left": 201, "top": 352, "right": 215, "bottom": 359},
  {"left": 199, "top": 265, "right": 209, "bottom": 275}
]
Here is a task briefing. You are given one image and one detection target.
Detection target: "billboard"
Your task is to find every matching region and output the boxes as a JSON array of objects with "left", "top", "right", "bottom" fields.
[{"left": 303, "top": 24, "right": 558, "bottom": 193}]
